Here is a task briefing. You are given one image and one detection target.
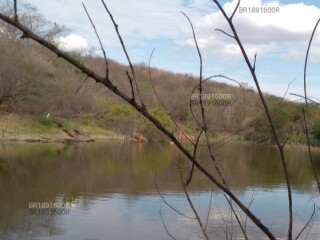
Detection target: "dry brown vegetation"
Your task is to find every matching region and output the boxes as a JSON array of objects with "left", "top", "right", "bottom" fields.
[
  {"left": 1, "top": 30, "right": 320, "bottom": 142},
  {"left": 1, "top": 1, "right": 320, "bottom": 143}
]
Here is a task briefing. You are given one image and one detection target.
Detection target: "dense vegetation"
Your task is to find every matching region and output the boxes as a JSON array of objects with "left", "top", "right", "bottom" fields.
[{"left": 0, "top": 2, "right": 320, "bottom": 144}]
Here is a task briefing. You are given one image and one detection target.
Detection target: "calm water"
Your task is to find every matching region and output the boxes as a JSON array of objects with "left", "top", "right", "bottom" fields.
[{"left": 0, "top": 141, "right": 319, "bottom": 240}]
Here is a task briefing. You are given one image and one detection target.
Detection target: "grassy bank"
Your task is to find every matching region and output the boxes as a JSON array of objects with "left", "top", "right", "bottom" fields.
[
  {"left": 1, "top": 113, "right": 320, "bottom": 153},
  {"left": 0, "top": 114, "right": 128, "bottom": 143}
]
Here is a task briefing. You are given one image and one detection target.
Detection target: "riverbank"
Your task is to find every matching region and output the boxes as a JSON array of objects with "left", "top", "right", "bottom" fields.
[
  {"left": 0, "top": 113, "right": 136, "bottom": 143},
  {"left": 0, "top": 133, "right": 135, "bottom": 144},
  {"left": 1, "top": 114, "right": 320, "bottom": 152}
]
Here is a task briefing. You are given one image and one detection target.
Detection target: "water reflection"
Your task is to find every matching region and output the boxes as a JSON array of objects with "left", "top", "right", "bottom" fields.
[{"left": 0, "top": 141, "right": 319, "bottom": 239}]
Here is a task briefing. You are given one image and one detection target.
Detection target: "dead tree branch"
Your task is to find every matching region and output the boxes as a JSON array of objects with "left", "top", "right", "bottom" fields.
[
  {"left": 179, "top": 157, "right": 210, "bottom": 240},
  {"left": 230, "top": 0, "right": 241, "bottom": 21},
  {"left": 13, "top": 0, "right": 17, "bottom": 21},
  {"left": 294, "top": 204, "right": 317, "bottom": 240},
  {"left": 302, "top": 17, "right": 320, "bottom": 193},
  {"left": 302, "top": 108, "right": 320, "bottom": 192},
  {"left": 159, "top": 208, "right": 178, "bottom": 240},
  {"left": 211, "top": 0, "right": 293, "bottom": 238},
  {"left": 215, "top": 28, "right": 235, "bottom": 39},
  {"left": 304, "top": 18, "right": 320, "bottom": 108},
  {"left": 0, "top": 5, "right": 278, "bottom": 240},
  {"left": 289, "top": 93, "right": 319, "bottom": 105},
  {"left": 225, "top": 195, "right": 249, "bottom": 240},
  {"left": 82, "top": 2, "right": 109, "bottom": 79},
  {"left": 100, "top": 0, "right": 143, "bottom": 104}
]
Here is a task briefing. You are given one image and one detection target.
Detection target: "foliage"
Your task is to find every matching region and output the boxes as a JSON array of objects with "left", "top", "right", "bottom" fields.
[
  {"left": 310, "top": 118, "right": 320, "bottom": 146},
  {"left": 108, "top": 104, "right": 135, "bottom": 120},
  {"left": 245, "top": 99, "right": 320, "bottom": 145},
  {"left": 36, "top": 115, "right": 56, "bottom": 127},
  {"left": 138, "top": 107, "right": 172, "bottom": 140}
]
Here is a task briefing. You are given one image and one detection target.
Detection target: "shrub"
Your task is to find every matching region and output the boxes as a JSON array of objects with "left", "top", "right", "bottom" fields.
[
  {"left": 138, "top": 107, "right": 172, "bottom": 141},
  {"left": 37, "top": 115, "right": 56, "bottom": 127}
]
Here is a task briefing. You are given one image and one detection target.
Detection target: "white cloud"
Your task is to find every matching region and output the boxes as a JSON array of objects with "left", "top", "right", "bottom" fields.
[
  {"left": 25, "top": 0, "right": 320, "bottom": 59},
  {"left": 26, "top": 0, "right": 194, "bottom": 45},
  {"left": 180, "top": 0, "right": 320, "bottom": 59},
  {"left": 58, "top": 34, "right": 90, "bottom": 52}
]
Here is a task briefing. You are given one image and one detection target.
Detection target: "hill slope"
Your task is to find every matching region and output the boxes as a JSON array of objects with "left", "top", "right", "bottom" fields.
[{"left": 0, "top": 29, "right": 320, "bottom": 144}]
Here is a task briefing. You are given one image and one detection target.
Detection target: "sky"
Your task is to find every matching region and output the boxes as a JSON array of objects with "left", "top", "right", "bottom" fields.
[{"left": 21, "top": 0, "right": 320, "bottom": 100}]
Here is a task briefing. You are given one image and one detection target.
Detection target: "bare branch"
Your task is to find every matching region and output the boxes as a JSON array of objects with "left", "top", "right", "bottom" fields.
[
  {"left": 225, "top": 195, "right": 249, "bottom": 240},
  {"left": 253, "top": 53, "right": 257, "bottom": 72},
  {"left": 212, "top": 1, "right": 293, "bottom": 238},
  {"left": 301, "top": 17, "right": 320, "bottom": 194},
  {"left": 155, "top": 171, "right": 195, "bottom": 220},
  {"left": 82, "top": 2, "right": 109, "bottom": 79},
  {"left": 182, "top": 11, "right": 229, "bottom": 191},
  {"left": 100, "top": 0, "right": 143, "bottom": 104},
  {"left": 181, "top": 11, "right": 206, "bottom": 132},
  {"left": 74, "top": 76, "right": 88, "bottom": 95},
  {"left": 302, "top": 108, "right": 320, "bottom": 192},
  {"left": 289, "top": 93, "right": 319, "bottom": 105},
  {"left": 281, "top": 136, "right": 289, "bottom": 149},
  {"left": 230, "top": 0, "right": 241, "bottom": 21},
  {"left": 13, "top": 0, "right": 18, "bottom": 21},
  {"left": 188, "top": 73, "right": 247, "bottom": 186},
  {"left": 294, "top": 204, "right": 317, "bottom": 240},
  {"left": 205, "top": 184, "right": 214, "bottom": 231},
  {"left": 126, "top": 70, "right": 135, "bottom": 100},
  {"left": 278, "top": 79, "right": 295, "bottom": 106},
  {"left": 181, "top": 11, "right": 203, "bottom": 84},
  {"left": 215, "top": 28, "right": 235, "bottom": 39},
  {"left": 0, "top": 8, "right": 277, "bottom": 240},
  {"left": 147, "top": 48, "right": 194, "bottom": 145},
  {"left": 304, "top": 18, "right": 320, "bottom": 108},
  {"left": 179, "top": 157, "right": 210, "bottom": 240},
  {"left": 189, "top": 78, "right": 228, "bottom": 186},
  {"left": 244, "top": 190, "right": 255, "bottom": 233},
  {"left": 159, "top": 208, "right": 177, "bottom": 240},
  {"left": 186, "top": 129, "right": 203, "bottom": 186}
]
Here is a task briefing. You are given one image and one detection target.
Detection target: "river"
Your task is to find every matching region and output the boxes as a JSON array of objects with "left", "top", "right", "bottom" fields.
[{"left": 0, "top": 141, "right": 319, "bottom": 240}]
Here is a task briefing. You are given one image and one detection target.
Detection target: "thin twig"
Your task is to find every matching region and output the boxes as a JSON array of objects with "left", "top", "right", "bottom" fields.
[
  {"left": 304, "top": 18, "right": 320, "bottom": 108},
  {"left": 225, "top": 195, "right": 249, "bottom": 240},
  {"left": 212, "top": 1, "right": 293, "bottom": 238},
  {"left": 302, "top": 17, "right": 320, "bottom": 194},
  {"left": 253, "top": 53, "right": 257, "bottom": 72},
  {"left": 205, "top": 183, "right": 214, "bottom": 231},
  {"left": 13, "top": 0, "right": 18, "bottom": 21},
  {"left": 244, "top": 190, "right": 255, "bottom": 233},
  {"left": 82, "top": 2, "right": 109, "bottom": 79},
  {"left": 183, "top": 11, "right": 229, "bottom": 189},
  {"left": 155, "top": 171, "right": 195, "bottom": 220},
  {"left": 159, "top": 208, "right": 177, "bottom": 240},
  {"left": 179, "top": 157, "right": 210, "bottom": 240},
  {"left": 100, "top": 0, "right": 143, "bottom": 104},
  {"left": 215, "top": 28, "right": 235, "bottom": 39},
  {"left": 278, "top": 79, "right": 295, "bottom": 105},
  {"left": 126, "top": 70, "right": 135, "bottom": 100},
  {"left": 302, "top": 108, "right": 320, "bottom": 192},
  {"left": 294, "top": 204, "right": 317, "bottom": 240},
  {"left": 186, "top": 129, "right": 203, "bottom": 186},
  {"left": 289, "top": 93, "right": 319, "bottom": 105},
  {"left": 147, "top": 47, "right": 194, "bottom": 145},
  {"left": 230, "top": 0, "right": 241, "bottom": 21},
  {"left": 74, "top": 76, "right": 88, "bottom": 95},
  {"left": 181, "top": 11, "right": 206, "bottom": 131}
]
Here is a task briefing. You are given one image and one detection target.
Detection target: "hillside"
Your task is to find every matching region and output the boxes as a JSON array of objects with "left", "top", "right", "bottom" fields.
[{"left": 0, "top": 19, "right": 320, "bottom": 145}]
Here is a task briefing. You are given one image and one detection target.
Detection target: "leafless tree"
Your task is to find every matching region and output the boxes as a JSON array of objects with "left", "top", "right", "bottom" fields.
[{"left": 0, "top": 0, "right": 319, "bottom": 239}]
